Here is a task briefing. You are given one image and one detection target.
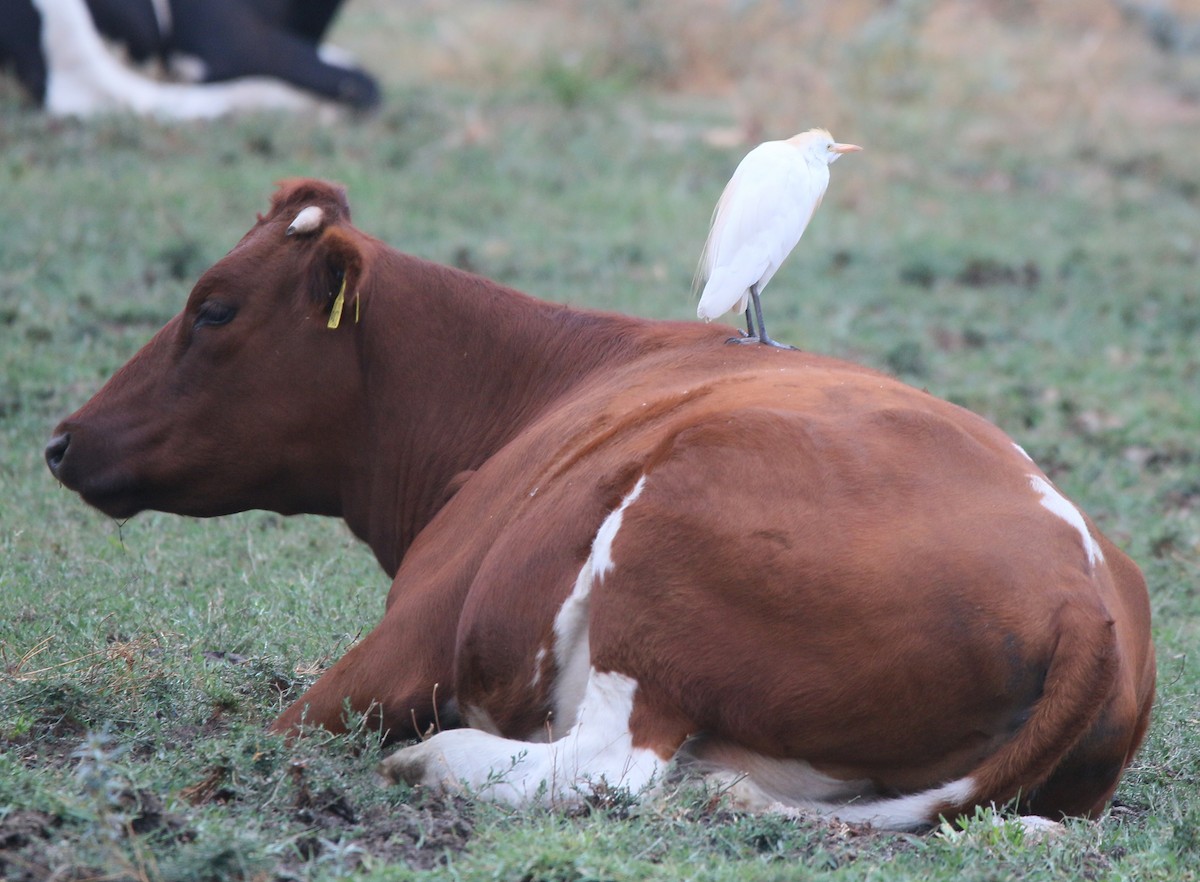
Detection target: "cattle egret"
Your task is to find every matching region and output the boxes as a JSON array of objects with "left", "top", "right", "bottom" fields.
[{"left": 696, "top": 129, "right": 861, "bottom": 349}]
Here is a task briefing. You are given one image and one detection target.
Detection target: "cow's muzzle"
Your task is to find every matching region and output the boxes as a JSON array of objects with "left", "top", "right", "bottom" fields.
[{"left": 44, "top": 427, "right": 145, "bottom": 518}]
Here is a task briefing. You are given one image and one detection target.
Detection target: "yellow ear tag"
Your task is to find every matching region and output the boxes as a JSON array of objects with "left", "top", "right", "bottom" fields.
[
  {"left": 327, "top": 275, "right": 348, "bottom": 330},
  {"left": 354, "top": 291, "right": 360, "bottom": 323}
]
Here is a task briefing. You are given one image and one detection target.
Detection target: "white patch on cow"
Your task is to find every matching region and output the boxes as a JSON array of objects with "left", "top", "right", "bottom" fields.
[
  {"left": 549, "top": 476, "right": 647, "bottom": 734},
  {"left": 750, "top": 774, "right": 976, "bottom": 831},
  {"left": 149, "top": 0, "right": 172, "bottom": 41},
  {"left": 531, "top": 646, "right": 547, "bottom": 689},
  {"left": 317, "top": 43, "right": 359, "bottom": 68},
  {"left": 1012, "top": 442, "right": 1034, "bottom": 462},
  {"left": 591, "top": 476, "right": 646, "bottom": 580},
  {"left": 802, "top": 775, "right": 976, "bottom": 830},
  {"left": 380, "top": 479, "right": 657, "bottom": 805},
  {"left": 167, "top": 53, "right": 207, "bottom": 83},
  {"left": 1029, "top": 475, "right": 1103, "bottom": 567},
  {"left": 676, "top": 742, "right": 873, "bottom": 807},
  {"left": 380, "top": 668, "right": 664, "bottom": 807},
  {"left": 35, "top": 0, "right": 324, "bottom": 119},
  {"left": 676, "top": 739, "right": 978, "bottom": 830},
  {"left": 462, "top": 704, "right": 501, "bottom": 736},
  {"left": 286, "top": 205, "right": 325, "bottom": 236}
]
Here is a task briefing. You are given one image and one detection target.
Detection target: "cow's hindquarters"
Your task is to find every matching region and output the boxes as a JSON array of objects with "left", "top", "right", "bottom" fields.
[{"left": 379, "top": 402, "right": 1153, "bottom": 829}]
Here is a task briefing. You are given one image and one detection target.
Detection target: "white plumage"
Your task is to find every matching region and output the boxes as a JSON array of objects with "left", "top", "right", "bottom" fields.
[{"left": 696, "top": 128, "right": 860, "bottom": 348}]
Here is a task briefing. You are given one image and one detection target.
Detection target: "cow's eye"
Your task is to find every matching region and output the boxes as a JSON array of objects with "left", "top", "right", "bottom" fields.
[{"left": 194, "top": 300, "right": 236, "bottom": 329}]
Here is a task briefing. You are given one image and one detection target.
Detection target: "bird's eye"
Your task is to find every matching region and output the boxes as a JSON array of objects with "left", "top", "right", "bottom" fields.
[{"left": 194, "top": 300, "right": 237, "bottom": 330}]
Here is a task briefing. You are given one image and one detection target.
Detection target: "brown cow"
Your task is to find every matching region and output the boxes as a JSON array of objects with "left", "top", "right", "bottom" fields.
[{"left": 46, "top": 179, "right": 1155, "bottom": 831}]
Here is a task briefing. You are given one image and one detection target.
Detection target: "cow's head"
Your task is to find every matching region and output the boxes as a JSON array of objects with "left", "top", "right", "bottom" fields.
[{"left": 46, "top": 179, "right": 374, "bottom": 520}]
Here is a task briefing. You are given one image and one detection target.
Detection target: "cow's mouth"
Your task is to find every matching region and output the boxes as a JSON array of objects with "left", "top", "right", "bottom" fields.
[{"left": 45, "top": 431, "right": 146, "bottom": 520}]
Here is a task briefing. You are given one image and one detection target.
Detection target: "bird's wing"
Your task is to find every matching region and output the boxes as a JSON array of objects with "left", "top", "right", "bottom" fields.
[
  {"left": 695, "top": 142, "right": 830, "bottom": 320},
  {"left": 692, "top": 172, "right": 741, "bottom": 303},
  {"left": 695, "top": 169, "right": 761, "bottom": 317},
  {"left": 756, "top": 185, "right": 825, "bottom": 293}
]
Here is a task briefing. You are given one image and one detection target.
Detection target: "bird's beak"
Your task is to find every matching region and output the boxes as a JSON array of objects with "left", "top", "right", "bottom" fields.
[{"left": 832, "top": 143, "right": 862, "bottom": 154}]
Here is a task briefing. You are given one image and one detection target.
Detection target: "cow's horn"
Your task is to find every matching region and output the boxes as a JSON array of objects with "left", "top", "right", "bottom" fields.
[{"left": 286, "top": 205, "right": 324, "bottom": 236}]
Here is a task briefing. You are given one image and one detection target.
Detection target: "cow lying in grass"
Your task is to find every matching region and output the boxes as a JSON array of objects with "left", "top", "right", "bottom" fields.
[
  {"left": 2, "top": 0, "right": 378, "bottom": 117},
  {"left": 46, "top": 179, "right": 1155, "bottom": 831}
]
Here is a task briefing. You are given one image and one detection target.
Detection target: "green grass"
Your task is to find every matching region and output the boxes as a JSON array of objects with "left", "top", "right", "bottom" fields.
[{"left": 2, "top": 3, "right": 1200, "bottom": 879}]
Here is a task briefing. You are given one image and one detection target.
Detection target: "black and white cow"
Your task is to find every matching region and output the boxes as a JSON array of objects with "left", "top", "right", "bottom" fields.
[{"left": 0, "top": 0, "right": 379, "bottom": 117}]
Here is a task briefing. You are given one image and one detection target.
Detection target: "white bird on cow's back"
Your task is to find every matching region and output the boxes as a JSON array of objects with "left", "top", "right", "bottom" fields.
[{"left": 695, "top": 128, "right": 861, "bottom": 350}]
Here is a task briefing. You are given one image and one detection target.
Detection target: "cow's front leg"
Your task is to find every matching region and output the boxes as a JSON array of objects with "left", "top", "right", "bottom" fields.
[
  {"left": 380, "top": 668, "right": 670, "bottom": 805},
  {"left": 272, "top": 595, "right": 456, "bottom": 741}
]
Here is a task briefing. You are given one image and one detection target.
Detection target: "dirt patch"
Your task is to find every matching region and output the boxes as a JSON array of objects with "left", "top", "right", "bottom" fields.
[
  {"left": 955, "top": 258, "right": 1041, "bottom": 289},
  {"left": 0, "top": 777, "right": 473, "bottom": 879},
  {"left": 0, "top": 810, "right": 75, "bottom": 882},
  {"left": 0, "top": 810, "right": 58, "bottom": 853},
  {"left": 281, "top": 788, "right": 476, "bottom": 875},
  {"left": 115, "top": 788, "right": 196, "bottom": 842},
  {"left": 699, "top": 804, "right": 922, "bottom": 870}
]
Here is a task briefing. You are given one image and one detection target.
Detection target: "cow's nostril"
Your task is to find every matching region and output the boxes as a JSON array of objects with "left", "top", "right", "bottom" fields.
[{"left": 45, "top": 432, "right": 70, "bottom": 475}]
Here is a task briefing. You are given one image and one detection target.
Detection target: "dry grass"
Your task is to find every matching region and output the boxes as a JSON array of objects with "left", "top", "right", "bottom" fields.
[{"left": 338, "top": 0, "right": 1200, "bottom": 145}]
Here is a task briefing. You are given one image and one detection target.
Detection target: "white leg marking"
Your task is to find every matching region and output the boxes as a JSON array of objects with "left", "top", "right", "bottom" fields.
[
  {"left": 380, "top": 668, "right": 665, "bottom": 806},
  {"left": 462, "top": 704, "right": 502, "bottom": 736},
  {"left": 547, "top": 476, "right": 647, "bottom": 733},
  {"left": 1029, "top": 475, "right": 1103, "bottom": 567},
  {"left": 388, "top": 476, "right": 653, "bottom": 802}
]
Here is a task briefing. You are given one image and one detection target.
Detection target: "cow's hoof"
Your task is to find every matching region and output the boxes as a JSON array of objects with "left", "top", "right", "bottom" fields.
[
  {"left": 1011, "top": 815, "right": 1066, "bottom": 842},
  {"left": 937, "top": 812, "right": 1066, "bottom": 844},
  {"left": 378, "top": 746, "right": 425, "bottom": 786},
  {"left": 379, "top": 741, "right": 450, "bottom": 791}
]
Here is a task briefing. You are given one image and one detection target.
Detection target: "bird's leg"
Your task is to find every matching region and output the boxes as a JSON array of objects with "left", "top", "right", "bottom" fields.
[
  {"left": 726, "top": 287, "right": 760, "bottom": 343},
  {"left": 725, "top": 284, "right": 797, "bottom": 350},
  {"left": 751, "top": 286, "right": 797, "bottom": 350},
  {"left": 726, "top": 303, "right": 755, "bottom": 341}
]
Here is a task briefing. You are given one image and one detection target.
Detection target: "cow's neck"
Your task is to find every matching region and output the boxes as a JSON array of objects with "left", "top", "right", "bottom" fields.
[{"left": 339, "top": 254, "right": 657, "bottom": 577}]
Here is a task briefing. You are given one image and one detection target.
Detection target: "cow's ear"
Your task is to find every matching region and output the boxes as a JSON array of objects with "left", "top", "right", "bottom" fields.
[{"left": 306, "top": 228, "right": 367, "bottom": 329}]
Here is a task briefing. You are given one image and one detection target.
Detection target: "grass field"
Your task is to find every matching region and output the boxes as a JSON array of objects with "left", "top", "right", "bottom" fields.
[{"left": 2, "top": 1, "right": 1199, "bottom": 879}]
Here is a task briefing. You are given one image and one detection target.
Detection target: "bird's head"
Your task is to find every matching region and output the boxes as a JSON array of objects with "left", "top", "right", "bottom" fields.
[{"left": 791, "top": 128, "right": 862, "bottom": 165}]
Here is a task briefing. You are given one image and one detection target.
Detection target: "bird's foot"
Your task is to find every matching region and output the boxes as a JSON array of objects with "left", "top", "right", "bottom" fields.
[
  {"left": 760, "top": 335, "right": 798, "bottom": 351},
  {"left": 724, "top": 334, "right": 798, "bottom": 351}
]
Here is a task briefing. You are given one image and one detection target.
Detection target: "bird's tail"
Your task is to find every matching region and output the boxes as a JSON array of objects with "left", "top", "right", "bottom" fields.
[{"left": 696, "top": 267, "right": 754, "bottom": 320}]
